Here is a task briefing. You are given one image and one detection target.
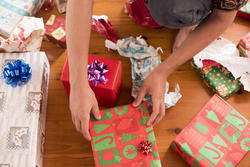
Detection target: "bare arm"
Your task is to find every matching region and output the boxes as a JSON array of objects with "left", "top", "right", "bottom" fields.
[
  {"left": 66, "top": 0, "right": 100, "bottom": 141},
  {"left": 134, "top": 10, "right": 238, "bottom": 125}
]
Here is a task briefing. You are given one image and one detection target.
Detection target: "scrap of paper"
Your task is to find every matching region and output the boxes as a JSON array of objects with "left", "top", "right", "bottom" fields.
[{"left": 106, "top": 36, "right": 182, "bottom": 109}]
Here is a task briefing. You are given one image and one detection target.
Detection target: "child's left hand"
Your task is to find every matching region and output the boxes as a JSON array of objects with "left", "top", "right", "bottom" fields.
[{"left": 132, "top": 66, "right": 167, "bottom": 126}]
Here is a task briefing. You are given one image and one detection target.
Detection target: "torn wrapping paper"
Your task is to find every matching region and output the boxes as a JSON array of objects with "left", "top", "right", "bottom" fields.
[
  {"left": 89, "top": 102, "right": 162, "bottom": 167},
  {"left": 0, "top": 52, "right": 50, "bottom": 167},
  {"left": 55, "top": 0, "right": 67, "bottom": 13},
  {"left": 92, "top": 15, "right": 117, "bottom": 43},
  {"left": 0, "top": 0, "right": 45, "bottom": 37},
  {"left": 125, "top": 0, "right": 162, "bottom": 28},
  {"left": 105, "top": 36, "right": 182, "bottom": 109},
  {"left": 237, "top": 33, "right": 250, "bottom": 58},
  {"left": 193, "top": 37, "right": 250, "bottom": 92},
  {"left": 171, "top": 94, "right": 250, "bottom": 167},
  {"left": 0, "top": 17, "right": 45, "bottom": 52}
]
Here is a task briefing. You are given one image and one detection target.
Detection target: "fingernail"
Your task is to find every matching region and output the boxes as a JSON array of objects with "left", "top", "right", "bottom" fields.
[
  {"left": 132, "top": 102, "right": 138, "bottom": 107},
  {"left": 97, "top": 115, "right": 101, "bottom": 119}
]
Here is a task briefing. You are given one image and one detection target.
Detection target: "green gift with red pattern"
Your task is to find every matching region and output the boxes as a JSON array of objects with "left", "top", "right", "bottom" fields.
[
  {"left": 192, "top": 61, "right": 242, "bottom": 99},
  {"left": 89, "top": 102, "right": 162, "bottom": 167},
  {"left": 171, "top": 94, "right": 249, "bottom": 167}
]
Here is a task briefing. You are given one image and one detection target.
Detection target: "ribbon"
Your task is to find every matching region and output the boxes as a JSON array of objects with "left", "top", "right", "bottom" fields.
[
  {"left": 88, "top": 60, "right": 109, "bottom": 87},
  {"left": 2, "top": 60, "right": 32, "bottom": 87},
  {"left": 137, "top": 140, "right": 152, "bottom": 155}
]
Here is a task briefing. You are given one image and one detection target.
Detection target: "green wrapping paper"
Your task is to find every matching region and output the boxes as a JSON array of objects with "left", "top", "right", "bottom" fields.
[{"left": 192, "top": 61, "right": 242, "bottom": 99}]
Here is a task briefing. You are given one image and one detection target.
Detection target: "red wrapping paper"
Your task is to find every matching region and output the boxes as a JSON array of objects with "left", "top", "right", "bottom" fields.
[
  {"left": 92, "top": 15, "right": 117, "bottom": 43},
  {"left": 89, "top": 103, "right": 162, "bottom": 167},
  {"left": 45, "top": 15, "right": 66, "bottom": 48},
  {"left": 172, "top": 94, "right": 249, "bottom": 166},
  {"left": 125, "top": 0, "right": 162, "bottom": 28},
  {"left": 60, "top": 55, "right": 122, "bottom": 107}
]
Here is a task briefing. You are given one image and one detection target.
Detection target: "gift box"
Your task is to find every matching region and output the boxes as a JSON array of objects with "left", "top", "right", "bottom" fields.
[
  {"left": 0, "top": 52, "right": 50, "bottom": 167},
  {"left": 55, "top": 0, "right": 67, "bottom": 13},
  {"left": 0, "top": 16, "right": 45, "bottom": 53},
  {"left": 60, "top": 55, "right": 122, "bottom": 107},
  {"left": 89, "top": 102, "right": 162, "bottom": 167},
  {"left": 237, "top": 2, "right": 250, "bottom": 20},
  {"left": 237, "top": 33, "right": 250, "bottom": 58},
  {"left": 45, "top": 15, "right": 66, "bottom": 48},
  {"left": 192, "top": 61, "right": 242, "bottom": 99},
  {"left": 171, "top": 94, "right": 249, "bottom": 166},
  {"left": 0, "top": 0, "right": 45, "bottom": 37}
]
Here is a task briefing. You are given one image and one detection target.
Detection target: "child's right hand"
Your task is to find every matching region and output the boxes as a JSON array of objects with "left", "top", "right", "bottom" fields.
[{"left": 69, "top": 81, "right": 101, "bottom": 141}]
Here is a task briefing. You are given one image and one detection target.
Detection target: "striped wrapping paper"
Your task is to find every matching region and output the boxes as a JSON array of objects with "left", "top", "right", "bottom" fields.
[{"left": 0, "top": 52, "right": 49, "bottom": 167}]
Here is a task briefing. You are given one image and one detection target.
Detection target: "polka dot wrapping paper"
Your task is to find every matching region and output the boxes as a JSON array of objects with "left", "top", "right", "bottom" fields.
[
  {"left": 89, "top": 102, "right": 162, "bottom": 167},
  {"left": 192, "top": 61, "right": 242, "bottom": 99},
  {"left": 171, "top": 94, "right": 250, "bottom": 167}
]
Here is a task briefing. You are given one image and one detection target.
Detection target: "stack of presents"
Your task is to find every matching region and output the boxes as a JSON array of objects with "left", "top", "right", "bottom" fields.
[{"left": 0, "top": 0, "right": 249, "bottom": 167}]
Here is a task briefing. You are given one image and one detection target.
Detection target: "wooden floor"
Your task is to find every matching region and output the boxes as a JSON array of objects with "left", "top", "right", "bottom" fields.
[{"left": 37, "top": 1, "right": 250, "bottom": 167}]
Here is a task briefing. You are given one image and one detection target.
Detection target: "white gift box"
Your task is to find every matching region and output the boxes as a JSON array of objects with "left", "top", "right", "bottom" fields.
[
  {"left": 0, "top": 52, "right": 50, "bottom": 167},
  {"left": 0, "top": 0, "right": 45, "bottom": 37}
]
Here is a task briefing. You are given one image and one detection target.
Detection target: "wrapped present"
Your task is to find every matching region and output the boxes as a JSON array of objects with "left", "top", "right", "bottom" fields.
[
  {"left": 60, "top": 55, "right": 122, "bottom": 107},
  {"left": 237, "top": 33, "right": 250, "bottom": 58},
  {"left": 105, "top": 36, "right": 182, "bottom": 108},
  {"left": 0, "top": 0, "right": 45, "bottom": 37},
  {"left": 125, "top": 0, "right": 162, "bottom": 28},
  {"left": 193, "top": 37, "right": 250, "bottom": 92},
  {"left": 192, "top": 61, "right": 242, "bottom": 99},
  {"left": 0, "top": 52, "right": 50, "bottom": 167},
  {"left": 55, "top": 0, "right": 67, "bottom": 13},
  {"left": 171, "top": 94, "right": 250, "bottom": 167},
  {"left": 45, "top": 15, "right": 66, "bottom": 48},
  {"left": 89, "top": 102, "right": 162, "bottom": 167},
  {"left": 45, "top": 14, "right": 117, "bottom": 48},
  {"left": 237, "top": 1, "right": 250, "bottom": 20},
  {"left": 0, "top": 17, "right": 45, "bottom": 53}
]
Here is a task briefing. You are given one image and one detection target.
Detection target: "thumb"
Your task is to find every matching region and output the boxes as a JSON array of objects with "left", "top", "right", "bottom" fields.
[
  {"left": 133, "top": 86, "right": 147, "bottom": 107},
  {"left": 92, "top": 100, "right": 101, "bottom": 120}
]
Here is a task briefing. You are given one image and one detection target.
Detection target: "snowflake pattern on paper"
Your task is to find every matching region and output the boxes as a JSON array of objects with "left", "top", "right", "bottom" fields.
[
  {"left": 7, "top": 127, "right": 29, "bottom": 149},
  {"left": 25, "top": 92, "right": 42, "bottom": 113}
]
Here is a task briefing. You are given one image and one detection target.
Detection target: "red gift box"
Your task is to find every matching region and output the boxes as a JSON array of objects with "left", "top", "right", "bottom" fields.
[
  {"left": 60, "top": 55, "right": 122, "bottom": 107},
  {"left": 237, "top": 33, "right": 250, "bottom": 58},
  {"left": 89, "top": 102, "right": 162, "bottom": 167},
  {"left": 45, "top": 15, "right": 66, "bottom": 48},
  {"left": 172, "top": 94, "right": 249, "bottom": 166}
]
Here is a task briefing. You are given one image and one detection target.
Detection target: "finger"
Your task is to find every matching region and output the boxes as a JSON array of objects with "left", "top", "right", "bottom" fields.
[
  {"left": 152, "top": 102, "right": 165, "bottom": 126},
  {"left": 132, "top": 85, "right": 147, "bottom": 107},
  {"left": 92, "top": 100, "right": 101, "bottom": 120},
  {"left": 81, "top": 116, "right": 91, "bottom": 141},
  {"left": 147, "top": 98, "right": 160, "bottom": 126},
  {"left": 75, "top": 119, "right": 82, "bottom": 133}
]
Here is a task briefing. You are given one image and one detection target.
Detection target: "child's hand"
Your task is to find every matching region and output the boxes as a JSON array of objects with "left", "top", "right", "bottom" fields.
[
  {"left": 132, "top": 67, "right": 167, "bottom": 126},
  {"left": 69, "top": 81, "right": 101, "bottom": 141}
]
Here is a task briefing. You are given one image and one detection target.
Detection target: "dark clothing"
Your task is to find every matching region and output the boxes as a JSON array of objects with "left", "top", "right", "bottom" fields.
[{"left": 145, "top": 0, "right": 247, "bottom": 28}]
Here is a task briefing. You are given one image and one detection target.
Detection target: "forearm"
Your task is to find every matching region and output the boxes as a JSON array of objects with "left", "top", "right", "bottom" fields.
[
  {"left": 158, "top": 10, "right": 237, "bottom": 76},
  {"left": 66, "top": 0, "right": 94, "bottom": 85}
]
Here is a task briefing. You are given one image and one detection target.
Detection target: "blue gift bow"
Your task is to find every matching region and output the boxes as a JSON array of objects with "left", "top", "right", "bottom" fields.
[{"left": 2, "top": 59, "right": 32, "bottom": 87}]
